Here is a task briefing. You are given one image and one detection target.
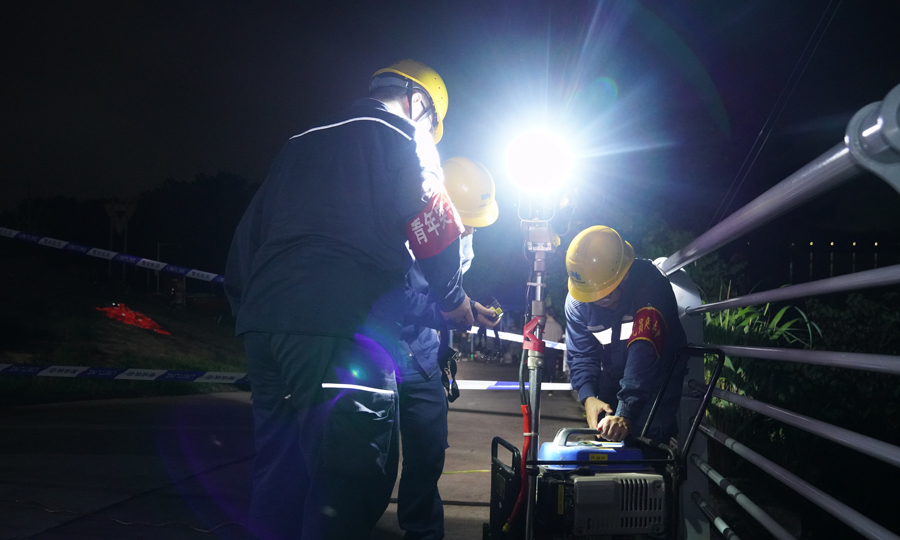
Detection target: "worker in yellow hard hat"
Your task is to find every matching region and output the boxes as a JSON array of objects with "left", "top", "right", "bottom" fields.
[
  {"left": 442, "top": 155, "right": 506, "bottom": 364},
  {"left": 226, "top": 59, "right": 472, "bottom": 539},
  {"left": 442, "top": 156, "right": 499, "bottom": 268},
  {"left": 394, "top": 156, "right": 500, "bottom": 539},
  {"left": 564, "top": 226, "right": 688, "bottom": 445},
  {"left": 370, "top": 59, "right": 448, "bottom": 144}
]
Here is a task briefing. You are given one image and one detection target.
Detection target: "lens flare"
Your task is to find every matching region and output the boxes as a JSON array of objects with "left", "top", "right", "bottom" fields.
[{"left": 505, "top": 130, "right": 572, "bottom": 191}]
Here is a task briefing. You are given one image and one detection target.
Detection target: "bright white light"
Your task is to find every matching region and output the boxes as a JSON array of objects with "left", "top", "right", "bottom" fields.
[{"left": 505, "top": 130, "right": 572, "bottom": 191}]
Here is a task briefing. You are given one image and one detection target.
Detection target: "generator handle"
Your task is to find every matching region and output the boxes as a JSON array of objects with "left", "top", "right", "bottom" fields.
[
  {"left": 551, "top": 428, "right": 615, "bottom": 447},
  {"left": 491, "top": 436, "right": 521, "bottom": 473}
]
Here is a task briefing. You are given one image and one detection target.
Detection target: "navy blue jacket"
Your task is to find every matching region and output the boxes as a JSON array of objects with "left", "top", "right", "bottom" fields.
[
  {"left": 399, "top": 235, "right": 474, "bottom": 380},
  {"left": 225, "top": 99, "right": 465, "bottom": 343},
  {"left": 565, "top": 259, "right": 687, "bottom": 427}
]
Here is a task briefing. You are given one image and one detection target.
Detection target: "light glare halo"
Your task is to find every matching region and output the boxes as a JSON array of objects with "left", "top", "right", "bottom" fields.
[{"left": 505, "top": 130, "right": 571, "bottom": 191}]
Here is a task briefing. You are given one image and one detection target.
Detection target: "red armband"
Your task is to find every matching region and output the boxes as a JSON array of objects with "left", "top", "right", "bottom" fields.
[
  {"left": 627, "top": 306, "right": 667, "bottom": 358},
  {"left": 405, "top": 189, "right": 464, "bottom": 259}
]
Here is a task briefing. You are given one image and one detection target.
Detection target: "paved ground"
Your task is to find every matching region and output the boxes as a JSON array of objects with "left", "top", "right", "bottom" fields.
[{"left": 0, "top": 361, "right": 584, "bottom": 539}]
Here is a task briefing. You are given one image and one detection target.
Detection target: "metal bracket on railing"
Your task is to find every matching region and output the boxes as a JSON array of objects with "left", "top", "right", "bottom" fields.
[
  {"left": 846, "top": 83, "right": 900, "bottom": 194},
  {"left": 678, "top": 346, "right": 726, "bottom": 459},
  {"left": 636, "top": 345, "right": 725, "bottom": 461}
]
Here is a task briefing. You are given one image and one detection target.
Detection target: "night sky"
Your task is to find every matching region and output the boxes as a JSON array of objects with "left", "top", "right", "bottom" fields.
[{"left": 3, "top": 1, "right": 900, "bottom": 254}]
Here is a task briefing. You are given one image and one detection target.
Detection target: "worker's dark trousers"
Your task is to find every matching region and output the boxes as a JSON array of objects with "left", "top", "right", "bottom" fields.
[
  {"left": 397, "top": 365, "right": 448, "bottom": 540},
  {"left": 243, "top": 332, "right": 400, "bottom": 540}
]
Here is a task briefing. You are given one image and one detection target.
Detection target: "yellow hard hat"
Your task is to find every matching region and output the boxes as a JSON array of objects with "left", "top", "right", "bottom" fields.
[
  {"left": 442, "top": 157, "right": 499, "bottom": 228},
  {"left": 566, "top": 226, "right": 635, "bottom": 303},
  {"left": 371, "top": 59, "right": 448, "bottom": 144}
]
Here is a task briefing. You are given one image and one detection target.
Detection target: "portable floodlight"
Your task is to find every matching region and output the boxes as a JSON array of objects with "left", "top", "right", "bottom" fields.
[
  {"left": 505, "top": 130, "right": 572, "bottom": 193},
  {"left": 501, "top": 128, "right": 574, "bottom": 537}
]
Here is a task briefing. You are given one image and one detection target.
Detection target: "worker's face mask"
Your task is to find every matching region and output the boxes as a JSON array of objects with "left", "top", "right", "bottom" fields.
[{"left": 459, "top": 233, "right": 474, "bottom": 275}]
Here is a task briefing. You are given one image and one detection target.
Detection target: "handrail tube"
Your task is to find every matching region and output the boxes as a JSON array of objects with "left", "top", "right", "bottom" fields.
[
  {"left": 660, "top": 143, "right": 861, "bottom": 275},
  {"left": 691, "top": 492, "right": 742, "bottom": 540},
  {"left": 663, "top": 83, "right": 900, "bottom": 276},
  {"left": 690, "top": 380, "right": 900, "bottom": 469},
  {"left": 690, "top": 454, "right": 797, "bottom": 540},
  {"left": 712, "top": 345, "right": 900, "bottom": 376},
  {"left": 685, "top": 264, "right": 900, "bottom": 315},
  {"left": 701, "top": 423, "right": 900, "bottom": 540}
]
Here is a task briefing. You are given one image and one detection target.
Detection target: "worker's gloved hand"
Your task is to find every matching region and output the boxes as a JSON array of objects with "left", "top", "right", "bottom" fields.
[
  {"left": 473, "top": 302, "right": 501, "bottom": 329},
  {"left": 441, "top": 294, "right": 475, "bottom": 329},
  {"left": 598, "top": 415, "right": 632, "bottom": 442},
  {"left": 583, "top": 396, "right": 614, "bottom": 430}
]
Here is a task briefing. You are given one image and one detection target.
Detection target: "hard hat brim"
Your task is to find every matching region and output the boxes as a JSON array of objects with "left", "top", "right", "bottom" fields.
[
  {"left": 568, "top": 278, "right": 614, "bottom": 303},
  {"left": 433, "top": 120, "right": 443, "bottom": 144},
  {"left": 567, "top": 256, "right": 633, "bottom": 304},
  {"left": 460, "top": 200, "right": 498, "bottom": 228}
]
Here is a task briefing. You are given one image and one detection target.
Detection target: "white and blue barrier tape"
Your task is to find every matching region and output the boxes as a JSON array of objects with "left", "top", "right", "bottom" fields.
[
  {"left": 457, "top": 380, "right": 572, "bottom": 391},
  {"left": 0, "top": 227, "right": 224, "bottom": 283},
  {"left": 0, "top": 363, "right": 573, "bottom": 391},
  {"left": 0, "top": 364, "right": 249, "bottom": 384},
  {"left": 0, "top": 229, "right": 574, "bottom": 340}
]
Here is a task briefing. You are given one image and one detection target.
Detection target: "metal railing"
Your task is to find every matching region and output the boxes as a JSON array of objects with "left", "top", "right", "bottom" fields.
[{"left": 668, "top": 83, "right": 900, "bottom": 539}]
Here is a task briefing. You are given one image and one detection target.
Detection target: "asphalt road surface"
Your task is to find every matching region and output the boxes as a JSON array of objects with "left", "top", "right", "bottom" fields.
[{"left": 0, "top": 361, "right": 584, "bottom": 539}]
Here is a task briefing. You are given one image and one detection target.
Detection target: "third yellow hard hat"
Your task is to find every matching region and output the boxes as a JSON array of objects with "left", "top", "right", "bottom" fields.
[
  {"left": 442, "top": 157, "right": 499, "bottom": 228},
  {"left": 566, "top": 226, "right": 635, "bottom": 303},
  {"left": 372, "top": 59, "right": 448, "bottom": 144}
]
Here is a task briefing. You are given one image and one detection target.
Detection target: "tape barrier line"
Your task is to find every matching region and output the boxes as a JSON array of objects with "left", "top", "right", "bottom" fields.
[
  {"left": 0, "top": 364, "right": 573, "bottom": 391},
  {"left": 0, "top": 228, "right": 578, "bottom": 344},
  {"left": 0, "top": 227, "right": 224, "bottom": 283},
  {"left": 466, "top": 326, "right": 567, "bottom": 351},
  {"left": 457, "top": 380, "right": 572, "bottom": 391},
  {"left": 0, "top": 364, "right": 249, "bottom": 385}
]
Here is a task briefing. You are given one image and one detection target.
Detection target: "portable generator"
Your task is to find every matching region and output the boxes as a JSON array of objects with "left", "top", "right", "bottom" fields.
[
  {"left": 487, "top": 429, "right": 673, "bottom": 540},
  {"left": 483, "top": 348, "right": 725, "bottom": 540}
]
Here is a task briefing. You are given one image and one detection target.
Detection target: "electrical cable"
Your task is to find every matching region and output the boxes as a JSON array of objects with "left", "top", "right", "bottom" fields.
[{"left": 706, "top": 0, "right": 844, "bottom": 230}]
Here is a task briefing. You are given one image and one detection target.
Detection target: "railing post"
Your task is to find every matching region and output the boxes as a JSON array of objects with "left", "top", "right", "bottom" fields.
[{"left": 845, "top": 83, "right": 900, "bottom": 194}]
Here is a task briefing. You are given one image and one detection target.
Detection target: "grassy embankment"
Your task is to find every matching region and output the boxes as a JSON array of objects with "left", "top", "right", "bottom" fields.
[{"left": 0, "top": 250, "right": 245, "bottom": 407}]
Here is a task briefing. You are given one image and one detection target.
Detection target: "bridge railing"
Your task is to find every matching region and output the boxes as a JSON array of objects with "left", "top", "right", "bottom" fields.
[{"left": 667, "top": 82, "right": 900, "bottom": 540}]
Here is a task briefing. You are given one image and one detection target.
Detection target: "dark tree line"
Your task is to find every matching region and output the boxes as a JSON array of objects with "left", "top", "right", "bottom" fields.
[{"left": 1, "top": 172, "right": 259, "bottom": 283}]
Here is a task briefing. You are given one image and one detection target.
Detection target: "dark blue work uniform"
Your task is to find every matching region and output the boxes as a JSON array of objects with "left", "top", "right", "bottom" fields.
[
  {"left": 225, "top": 99, "right": 465, "bottom": 540},
  {"left": 565, "top": 258, "right": 688, "bottom": 442},
  {"left": 394, "top": 234, "right": 473, "bottom": 540},
  {"left": 397, "top": 262, "right": 447, "bottom": 540}
]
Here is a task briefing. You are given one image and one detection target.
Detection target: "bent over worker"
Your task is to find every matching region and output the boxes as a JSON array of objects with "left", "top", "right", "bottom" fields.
[
  {"left": 396, "top": 156, "right": 500, "bottom": 540},
  {"left": 224, "top": 59, "right": 474, "bottom": 540},
  {"left": 564, "top": 226, "right": 687, "bottom": 444}
]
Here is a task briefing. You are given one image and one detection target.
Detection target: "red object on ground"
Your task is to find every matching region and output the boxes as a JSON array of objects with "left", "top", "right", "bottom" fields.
[{"left": 96, "top": 304, "right": 171, "bottom": 335}]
